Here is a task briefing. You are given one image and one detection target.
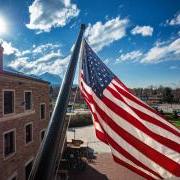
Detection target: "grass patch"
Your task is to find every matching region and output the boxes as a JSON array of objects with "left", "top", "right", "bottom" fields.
[
  {"left": 174, "top": 121, "right": 180, "bottom": 127},
  {"left": 170, "top": 119, "right": 180, "bottom": 127},
  {"left": 164, "top": 114, "right": 180, "bottom": 127}
]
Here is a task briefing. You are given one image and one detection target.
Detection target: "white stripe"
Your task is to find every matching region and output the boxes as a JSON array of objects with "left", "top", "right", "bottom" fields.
[
  {"left": 90, "top": 102, "right": 172, "bottom": 179},
  {"left": 82, "top": 91, "right": 105, "bottom": 135},
  {"left": 104, "top": 87, "right": 180, "bottom": 144},
  {"left": 112, "top": 79, "right": 151, "bottom": 107},
  {"left": 94, "top": 120, "right": 104, "bottom": 134},
  {"left": 111, "top": 147, "right": 160, "bottom": 179},
  {"left": 81, "top": 79, "right": 180, "bottom": 164},
  {"left": 82, "top": 90, "right": 106, "bottom": 137},
  {"left": 111, "top": 80, "right": 180, "bottom": 134}
]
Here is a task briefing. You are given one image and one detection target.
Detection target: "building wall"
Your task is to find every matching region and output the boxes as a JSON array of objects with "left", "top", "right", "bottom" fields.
[
  {"left": 69, "top": 87, "right": 85, "bottom": 104},
  {"left": 0, "top": 74, "right": 50, "bottom": 180}
]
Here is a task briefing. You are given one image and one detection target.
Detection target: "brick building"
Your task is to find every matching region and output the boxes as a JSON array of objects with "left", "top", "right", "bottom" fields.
[{"left": 0, "top": 45, "right": 50, "bottom": 180}]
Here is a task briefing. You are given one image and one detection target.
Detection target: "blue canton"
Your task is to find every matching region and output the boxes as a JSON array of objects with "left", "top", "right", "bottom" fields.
[{"left": 82, "top": 40, "right": 115, "bottom": 98}]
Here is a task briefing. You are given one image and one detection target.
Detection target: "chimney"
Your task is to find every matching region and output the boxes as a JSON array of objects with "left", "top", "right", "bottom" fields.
[{"left": 0, "top": 43, "right": 4, "bottom": 72}]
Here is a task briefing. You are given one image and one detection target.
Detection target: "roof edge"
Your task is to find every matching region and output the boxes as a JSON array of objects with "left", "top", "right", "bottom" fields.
[{"left": 1, "top": 70, "right": 50, "bottom": 84}]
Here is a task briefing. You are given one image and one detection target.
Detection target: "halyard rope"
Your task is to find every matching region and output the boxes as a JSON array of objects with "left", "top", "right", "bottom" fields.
[{"left": 55, "top": 85, "right": 79, "bottom": 179}]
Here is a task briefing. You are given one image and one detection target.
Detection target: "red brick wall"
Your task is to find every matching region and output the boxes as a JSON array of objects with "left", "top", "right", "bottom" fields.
[{"left": 0, "top": 74, "right": 50, "bottom": 180}]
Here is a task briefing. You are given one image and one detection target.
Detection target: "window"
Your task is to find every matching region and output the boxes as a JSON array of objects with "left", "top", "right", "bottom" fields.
[
  {"left": 40, "top": 104, "right": 46, "bottom": 120},
  {"left": 40, "top": 130, "right": 45, "bottom": 142},
  {"left": 4, "top": 130, "right": 15, "bottom": 157},
  {"left": 49, "top": 111, "right": 52, "bottom": 118},
  {"left": 25, "top": 160, "right": 33, "bottom": 180},
  {"left": 25, "top": 91, "right": 32, "bottom": 110},
  {"left": 4, "top": 90, "right": 14, "bottom": 114},
  {"left": 25, "top": 123, "right": 33, "bottom": 144}
]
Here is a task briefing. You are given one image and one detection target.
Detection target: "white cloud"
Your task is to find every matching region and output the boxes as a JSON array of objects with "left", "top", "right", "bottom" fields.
[
  {"left": 169, "top": 66, "right": 179, "bottom": 70},
  {"left": 9, "top": 57, "right": 31, "bottom": 70},
  {"left": 131, "top": 26, "right": 153, "bottom": 36},
  {"left": 1, "top": 39, "right": 69, "bottom": 76},
  {"left": 9, "top": 43, "right": 69, "bottom": 76},
  {"left": 103, "top": 58, "right": 110, "bottom": 65},
  {"left": 166, "top": 13, "right": 180, "bottom": 26},
  {"left": 32, "top": 43, "right": 61, "bottom": 54},
  {"left": 1, "top": 40, "right": 20, "bottom": 55},
  {"left": 26, "top": 0, "right": 80, "bottom": 33},
  {"left": 70, "top": 43, "right": 75, "bottom": 52},
  {"left": 116, "top": 50, "right": 143, "bottom": 62},
  {"left": 1, "top": 39, "right": 32, "bottom": 57},
  {"left": 35, "top": 51, "right": 61, "bottom": 64},
  {"left": 142, "top": 38, "right": 180, "bottom": 63},
  {"left": 115, "top": 38, "right": 180, "bottom": 64},
  {"left": 19, "top": 50, "right": 31, "bottom": 57},
  {"left": 10, "top": 54, "right": 69, "bottom": 75},
  {"left": 85, "top": 17, "right": 129, "bottom": 52}
]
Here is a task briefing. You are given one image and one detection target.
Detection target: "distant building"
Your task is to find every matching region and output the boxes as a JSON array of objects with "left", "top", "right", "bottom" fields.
[
  {"left": 0, "top": 44, "right": 50, "bottom": 180},
  {"left": 132, "top": 88, "right": 163, "bottom": 105},
  {"left": 69, "top": 86, "right": 85, "bottom": 104},
  {"left": 172, "top": 88, "right": 180, "bottom": 103},
  {"left": 146, "top": 95, "right": 162, "bottom": 105}
]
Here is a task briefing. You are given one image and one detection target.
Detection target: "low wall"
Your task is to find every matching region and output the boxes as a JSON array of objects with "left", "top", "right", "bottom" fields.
[
  {"left": 157, "top": 104, "right": 180, "bottom": 113},
  {"left": 66, "top": 113, "right": 93, "bottom": 127}
]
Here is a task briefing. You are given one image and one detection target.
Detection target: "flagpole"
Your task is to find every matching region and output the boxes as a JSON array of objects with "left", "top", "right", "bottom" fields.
[{"left": 29, "top": 24, "right": 86, "bottom": 180}]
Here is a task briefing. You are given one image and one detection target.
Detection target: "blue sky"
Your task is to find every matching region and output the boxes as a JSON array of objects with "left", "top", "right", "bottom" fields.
[{"left": 0, "top": 0, "right": 180, "bottom": 88}]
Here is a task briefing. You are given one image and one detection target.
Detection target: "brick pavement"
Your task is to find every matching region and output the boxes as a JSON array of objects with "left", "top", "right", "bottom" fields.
[{"left": 69, "top": 153, "right": 144, "bottom": 180}]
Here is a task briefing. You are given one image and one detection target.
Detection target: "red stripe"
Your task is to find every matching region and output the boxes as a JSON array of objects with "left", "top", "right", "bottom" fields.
[
  {"left": 81, "top": 84, "right": 165, "bottom": 178},
  {"left": 111, "top": 81, "right": 180, "bottom": 137},
  {"left": 114, "top": 77, "right": 180, "bottom": 129},
  {"left": 105, "top": 86, "right": 180, "bottom": 152},
  {"left": 113, "top": 155, "right": 157, "bottom": 180},
  {"left": 81, "top": 88, "right": 109, "bottom": 145},
  {"left": 104, "top": 129, "right": 162, "bottom": 179},
  {"left": 114, "top": 77, "right": 155, "bottom": 112},
  {"left": 91, "top": 107, "right": 109, "bottom": 145},
  {"left": 81, "top": 83, "right": 180, "bottom": 177},
  {"left": 93, "top": 100, "right": 180, "bottom": 176},
  {"left": 131, "top": 106, "right": 180, "bottom": 138},
  {"left": 95, "top": 129, "right": 109, "bottom": 145},
  {"left": 81, "top": 85, "right": 161, "bottom": 177},
  {"left": 115, "top": 77, "right": 171, "bottom": 121},
  {"left": 114, "top": 78, "right": 172, "bottom": 117},
  {"left": 115, "top": 77, "right": 130, "bottom": 92},
  {"left": 92, "top": 110, "right": 162, "bottom": 179}
]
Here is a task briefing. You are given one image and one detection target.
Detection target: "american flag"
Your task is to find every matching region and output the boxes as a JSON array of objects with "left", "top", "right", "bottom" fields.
[{"left": 79, "top": 40, "right": 180, "bottom": 180}]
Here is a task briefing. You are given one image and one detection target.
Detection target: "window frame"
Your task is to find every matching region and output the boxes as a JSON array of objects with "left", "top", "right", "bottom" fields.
[
  {"left": 49, "top": 111, "right": 52, "bottom": 119},
  {"left": 25, "top": 157, "right": 34, "bottom": 180},
  {"left": 40, "top": 103, "right": 46, "bottom": 120},
  {"left": 24, "top": 122, "right": 33, "bottom": 145},
  {"left": 40, "top": 129, "right": 46, "bottom": 142},
  {"left": 2, "top": 89, "right": 15, "bottom": 116},
  {"left": 24, "top": 90, "right": 32, "bottom": 111},
  {"left": 3, "top": 128, "right": 16, "bottom": 159}
]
